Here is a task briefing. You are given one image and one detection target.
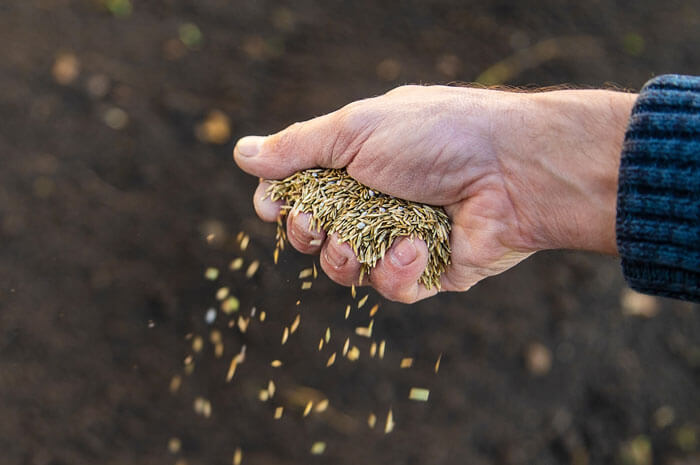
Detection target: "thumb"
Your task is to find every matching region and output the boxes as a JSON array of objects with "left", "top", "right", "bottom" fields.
[{"left": 233, "top": 108, "right": 357, "bottom": 180}]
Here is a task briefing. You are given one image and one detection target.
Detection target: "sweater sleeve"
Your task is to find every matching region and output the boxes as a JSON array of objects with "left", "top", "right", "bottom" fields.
[{"left": 616, "top": 74, "right": 700, "bottom": 302}]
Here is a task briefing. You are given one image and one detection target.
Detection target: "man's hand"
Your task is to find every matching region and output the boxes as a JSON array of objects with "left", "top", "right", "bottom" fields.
[{"left": 233, "top": 85, "right": 637, "bottom": 303}]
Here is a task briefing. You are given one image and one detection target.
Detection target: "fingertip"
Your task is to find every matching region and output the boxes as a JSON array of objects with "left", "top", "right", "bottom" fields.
[
  {"left": 369, "top": 237, "right": 430, "bottom": 302},
  {"left": 286, "top": 211, "right": 326, "bottom": 254},
  {"left": 319, "top": 234, "right": 362, "bottom": 286},
  {"left": 253, "top": 181, "right": 282, "bottom": 222}
]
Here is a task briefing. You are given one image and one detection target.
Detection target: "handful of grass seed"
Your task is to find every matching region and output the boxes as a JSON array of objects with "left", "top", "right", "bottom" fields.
[{"left": 265, "top": 168, "right": 451, "bottom": 289}]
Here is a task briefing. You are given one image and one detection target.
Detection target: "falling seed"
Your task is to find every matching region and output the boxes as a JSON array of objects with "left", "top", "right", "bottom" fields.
[
  {"left": 369, "top": 304, "right": 379, "bottom": 317},
  {"left": 303, "top": 401, "right": 313, "bottom": 417},
  {"left": 259, "top": 390, "right": 269, "bottom": 402},
  {"left": 355, "top": 326, "right": 372, "bottom": 338},
  {"left": 246, "top": 260, "right": 260, "bottom": 278},
  {"left": 214, "top": 342, "right": 224, "bottom": 358},
  {"left": 370, "top": 342, "right": 377, "bottom": 358},
  {"left": 169, "top": 375, "right": 182, "bottom": 393},
  {"left": 206, "top": 233, "right": 215, "bottom": 243},
  {"left": 168, "top": 437, "right": 182, "bottom": 454},
  {"left": 273, "top": 248, "right": 279, "bottom": 264},
  {"left": 326, "top": 352, "right": 337, "bottom": 367},
  {"left": 318, "top": 338, "right": 324, "bottom": 351},
  {"left": 343, "top": 337, "right": 350, "bottom": 356},
  {"left": 184, "top": 355, "right": 194, "bottom": 366},
  {"left": 384, "top": 409, "right": 395, "bottom": 433},
  {"left": 435, "top": 354, "right": 442, "bottom": 374},
  {"left": 368, "top": 413, "right": 377, "bottom": 428},
  {"left": 270, "top": 360, "right": 283, "bottom": 367},
  {"left": 310, "top": 441, "right": 326, "bottom": 455},
  {"left": 351, "top": 285, "right": 356, "bottom": 299},
  {"left": 409, "top": 387, "right": 430, "bottom": 402},
  {"left": 400, "top": 358, "right": 414, "bottom": 368},
  {"left": 184, "top": 363, "right": 195, "bottom": 376},
  {"left": 274, "top": 406, "right": 284, "bottom": 419},
  {"left": 216, "top": 287, "right": 230, "bottom": 300},
  {"left": 259, "top": 311, "right": 266, "bottom": 322},
  {"left": 298, "top": 268, "right": 313, "bottom": 279},
  {"left": 281, "top": 327, "right": 289, "bottom": 345},
  {"left": 290, "top": 314, "right": 301, "bottom": 334},
  {"left": 295, "top": 300, "right": 301, "bottom": 306},
  {"left": 237, "top": 316, "right": 249, "bottom": 333},
  {"left": 192, "top": 336, "right": 204, "bottom": 353},
  {"left": 267, "top": 380, "right": 276, "bottom": 398},
  {"left": 204, "top": 267, "right": 219, "bottom": 280},
  {"left": 221, "top": 296, "right": 240, "bottom": 314},
  {"left": 205, "top": 307, "right": 217, "bottom": 324},
  {"left": 345, "top": 304, "right": 351, "bottom": 319},
  {"left": 379, "top": 340, "right": 386, "bottom": 359},
  {"left": 250, "top": 307, "right": 257, "bottom": 317},
  {"left": 301, "top": 281, "right": 312, "bottom": 290},
  {"left": 194, "top": 397, "right": 212, "bottom": 418},
  {"left": 347, "top": 346, "right": 360, "bottom": 361},
  {"left": 357, "top": 294, "right": 369, "bottom": 309},
  {"left": 313, "top": 262, "right": 318, "bottom": 278},
  {"left": 229, "top": 258, "right": 244, "bottom": 270},
  {"left": 210, "top": 329, "right": 222, "bottom": 344},
  {"left": 240, "top": 235, "right": 250, "bottom": 251},
  {"left": 195, "top": 109, "right": 230, "bottom": 145},
  {"left": 226, "top": 358, "right": 239, "bottom": 381},
  {"left": 233, "top": 447, "right": 242, "bottom": 465},
  {"left": 315, "top": 399, "right": 329, "bottom": 413},
  {"left": 147, "top": 320, "right": 155, "bottom": 328}
]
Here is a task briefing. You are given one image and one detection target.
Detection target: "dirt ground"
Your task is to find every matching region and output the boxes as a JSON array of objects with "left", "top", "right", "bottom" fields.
[{"left": 0, "top": 1, "right": 698, "bottom": 464}]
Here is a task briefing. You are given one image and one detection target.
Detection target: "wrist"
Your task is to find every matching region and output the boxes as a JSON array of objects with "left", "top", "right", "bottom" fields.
[{"left": 496, "top": 89, "right": 637, "bottom": 254}]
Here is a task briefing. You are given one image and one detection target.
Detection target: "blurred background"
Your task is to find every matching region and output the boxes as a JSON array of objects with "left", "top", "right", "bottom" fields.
[{"left": 0, "top": 1, "right": 699, "bottom": 464}]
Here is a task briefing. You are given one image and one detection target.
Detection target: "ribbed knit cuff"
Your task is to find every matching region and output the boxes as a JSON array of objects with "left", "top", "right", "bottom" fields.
[{"left": 617, "top": 74, "right": 700, "bottom": 302}]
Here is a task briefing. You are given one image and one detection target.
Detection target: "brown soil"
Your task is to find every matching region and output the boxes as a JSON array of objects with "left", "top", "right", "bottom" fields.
[{"left": 0, "top": 1, "right": 698, "bottom": 464}]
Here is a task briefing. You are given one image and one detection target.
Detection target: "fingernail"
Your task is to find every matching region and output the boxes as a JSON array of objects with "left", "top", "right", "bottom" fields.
[
  {"left": 325, "top": 244, "right": 348, "bottom": 268},
  {"left": 237, "top": 136, "right": 266, "bottom": 157},
  {"left": 390, "top": 238, "right": 417, "bottom": 267}
]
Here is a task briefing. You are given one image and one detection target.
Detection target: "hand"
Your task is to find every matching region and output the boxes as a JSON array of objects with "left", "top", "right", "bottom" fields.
[{"left": 233, "top": 85, "right": 637, "bottom": 303}]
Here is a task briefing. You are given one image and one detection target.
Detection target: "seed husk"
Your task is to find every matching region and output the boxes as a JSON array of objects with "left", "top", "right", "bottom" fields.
[
  {"left": 409, "top": 387, "right": 430, "bottom": 402},
  {"left": 229, "top": 257, "right": 244, "bottom": 270},
  {"left": 290, "top": 314, "right": 301, "bottom": 334},
  {"left": 265, "top": 168, "right": 452, "bottom": 290},
  {"left": 216, "top": 287, "right": 230, "bottom": 300},
  {"left": 368, "top": 412, "right": 377, "bottom": 428},
  {"left": 303, "top": 401, "right": 313, "bottom": 417},
  {"left": 310, "top": 441, "right": 326, "bottom": 455},
  {"left": 435, "top": 354, "right": 442, "bottom": 374},
  {"left": 274, "top": 406, "right": 284, "bottom": 419},
  {"left": 315, "top": 399, "right": 329, "bottom": 413},
  {"left": 204, "top": 267, "right": 219, "bottom": 280},
  {"left": 270, "top": 360, "right": 283, "bottom": 367},
  {"left": 384, "top": 409, "right": 395, "bottom": 433},
  {"left": 221, "top": 296, "right": 240, "bottom": 314},
  {"left": 379, "top": 340, "right": 386, "bottom": 359},
  {"left": 369, "top": 303, "right": 379, "bottom": 317},
  {"left": 245, "top": 260, "right": 260, "bottom": 278},
  {"left": 281, "top": 327, "right": 289, "bottom": 345},
  {"left": 298, "top": 268, "right": 313, "bottom": 279},
  {"left": 344, "top": 304, "right": 351, "bottom": 319},
  {"left": 301, "top": 281, "right": 312, "bottom": 290},
  {"left": 326, "top": 352, "right": 336, "bottom": 367},
  {"left": 357, "top": 294, "right": 369, "bottom": 309},
  {"left": 400, "top": 357, "right": 414, "bottom": 368}
]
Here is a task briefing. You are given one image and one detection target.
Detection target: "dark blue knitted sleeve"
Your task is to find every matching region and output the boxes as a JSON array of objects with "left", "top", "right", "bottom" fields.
[{"left": 616, "top": 74, "right": 700, "bottom": 302}]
